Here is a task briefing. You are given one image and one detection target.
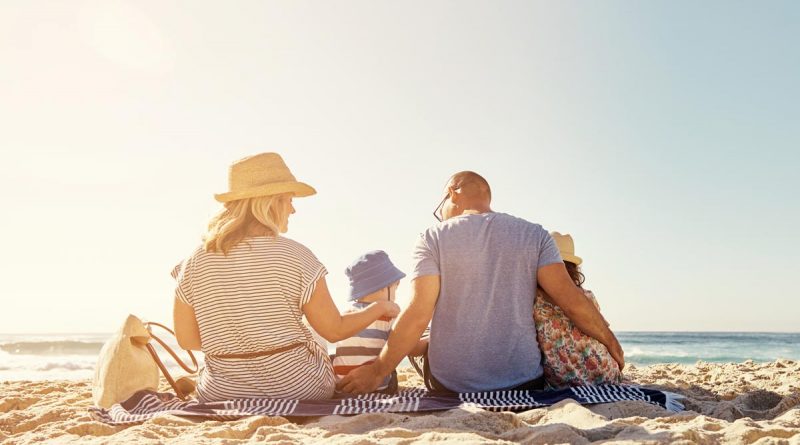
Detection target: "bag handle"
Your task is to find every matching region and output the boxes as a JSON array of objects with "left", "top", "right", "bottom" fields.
[{"left": 143, "top": 322, "right": 199, "bottom": 400}]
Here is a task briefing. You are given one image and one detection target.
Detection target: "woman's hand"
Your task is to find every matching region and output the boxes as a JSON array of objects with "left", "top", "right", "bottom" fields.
[{"left": 375, "top": 300, "right": 401, "bottom": 318}]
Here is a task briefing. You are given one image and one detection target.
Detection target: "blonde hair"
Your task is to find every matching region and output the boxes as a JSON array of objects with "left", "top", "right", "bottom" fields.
[{"left": 203, "top": 193, "right": 291, "bottom": 255}]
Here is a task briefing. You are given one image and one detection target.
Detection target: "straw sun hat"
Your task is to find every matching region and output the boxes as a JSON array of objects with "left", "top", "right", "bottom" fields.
[
  {"left": 214, "top": 153, "right": 316, "bottom": 202},
  {"left": 551, "top": 231, "right": 583, "bottom": 265}
]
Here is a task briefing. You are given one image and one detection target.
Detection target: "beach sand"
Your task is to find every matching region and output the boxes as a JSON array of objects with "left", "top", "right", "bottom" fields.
[{"left": 2, "top": 360, "right": 799, "bottom": 444}]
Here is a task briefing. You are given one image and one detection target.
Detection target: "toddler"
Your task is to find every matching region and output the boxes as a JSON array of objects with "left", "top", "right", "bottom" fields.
[{"left": 332, "top": 250, "right": 404, "bottom": 393}]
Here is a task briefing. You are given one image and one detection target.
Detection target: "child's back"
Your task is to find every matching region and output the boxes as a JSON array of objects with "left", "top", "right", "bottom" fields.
[
  {"left": 333, "top": 301, "right": 395, "bottom": 390},
  {"left": 332, "top": 250, "right": 405, "bottom": 393}
]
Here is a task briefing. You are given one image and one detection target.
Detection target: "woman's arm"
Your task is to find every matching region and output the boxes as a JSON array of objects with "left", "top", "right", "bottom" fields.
[
  {"left": 173, "top": 297, "right": 202, "bottom": 351},
  {"left": 303, "top": 276, "right": 400, "bottom": 343}
]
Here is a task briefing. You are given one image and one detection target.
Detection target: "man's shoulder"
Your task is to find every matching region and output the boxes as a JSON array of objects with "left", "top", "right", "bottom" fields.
[
  {"left": 423, "top": 212, "right": 546, "bottom": 234},
  {"left": 492, "top": 212, "right": 546, "bottom": 232},
  {"left": 418, "top": 221, "right": 448, "bottom": 241}
]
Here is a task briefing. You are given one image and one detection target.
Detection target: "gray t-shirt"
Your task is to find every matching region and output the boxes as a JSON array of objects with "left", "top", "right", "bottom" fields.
[{"left": 411, "top": 212, "right": 562, "bottom": 393}]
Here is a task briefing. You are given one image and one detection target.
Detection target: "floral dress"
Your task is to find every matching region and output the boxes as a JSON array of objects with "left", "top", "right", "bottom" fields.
[{"left": 533, "top": 289, "right": 622, "bottom": 389}]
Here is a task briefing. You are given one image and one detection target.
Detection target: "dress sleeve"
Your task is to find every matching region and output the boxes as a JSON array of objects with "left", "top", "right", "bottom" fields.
[
  {"left": 297, "top": 247, "right": 328, "bottom": 308},
  {"left": 171, "top": 258, "right": 193, "bottom": 306},
  {"left": 410, "top": 230, "right": 440, "bottom": 280},
  {"left": 584, "top": 289, "right": 601, "bottom": 311}
]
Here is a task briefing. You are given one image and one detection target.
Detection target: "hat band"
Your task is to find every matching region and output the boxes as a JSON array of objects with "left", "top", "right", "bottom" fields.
[{"left": 215, "top": 181, "right": 316, "bottom": 202}]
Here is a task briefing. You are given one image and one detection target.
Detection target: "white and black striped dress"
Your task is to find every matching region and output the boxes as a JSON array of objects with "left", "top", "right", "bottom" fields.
[{"left": 172, "top": 236, "right": 334, "bottom": 402}]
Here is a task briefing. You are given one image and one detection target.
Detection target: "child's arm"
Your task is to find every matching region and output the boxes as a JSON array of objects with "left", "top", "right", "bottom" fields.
[{"left": 304, "top": 276, "right": 400, "bottom": 343}]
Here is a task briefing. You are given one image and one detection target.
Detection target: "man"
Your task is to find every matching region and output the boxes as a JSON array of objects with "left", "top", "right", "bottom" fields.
[{"left": 339, "top": 171, "right": 624, "bottom": 394}]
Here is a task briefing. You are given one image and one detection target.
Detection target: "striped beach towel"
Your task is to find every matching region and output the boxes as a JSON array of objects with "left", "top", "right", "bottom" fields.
[{"left": 89, "top": 385, "right": 683, "bottom": 425}]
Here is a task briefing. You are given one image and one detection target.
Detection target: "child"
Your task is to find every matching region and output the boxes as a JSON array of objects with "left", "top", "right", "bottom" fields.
[
  {"left": 332, "top": 250, "right": 405, "bottom": 393},
  {"left": 533, "top": 232, "right": 622, "bottom": 389}
]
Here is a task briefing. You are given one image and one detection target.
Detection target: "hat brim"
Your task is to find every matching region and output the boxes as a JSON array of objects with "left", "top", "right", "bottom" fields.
[
  {"left": 562, "top": 254, "right": 583, "bottom": 266},
  {"left": 349, "top": 269, "right": 407, "bottom": 301},
  {"left": 214, "top": 181, "right": 316, "bottom": 202}
]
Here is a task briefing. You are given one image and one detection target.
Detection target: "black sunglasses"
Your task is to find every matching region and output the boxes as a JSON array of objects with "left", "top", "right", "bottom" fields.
[{"left": 433, "top": 187, "right": 459, "bottom": 222}]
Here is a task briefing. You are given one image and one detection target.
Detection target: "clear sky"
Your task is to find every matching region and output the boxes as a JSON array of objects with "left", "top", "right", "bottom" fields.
[{"left": 1, "top": 1, "right": 798, "bottom": 334}]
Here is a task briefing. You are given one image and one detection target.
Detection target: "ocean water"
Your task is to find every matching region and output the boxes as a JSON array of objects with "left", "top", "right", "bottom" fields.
[
  {"left": 1, "top": 332, "right": 799, "bottom": 381},
  {"left": 0, "top": 333, "right": 196, "bottom": 382},
  {"left": 618, "top": 332, "right": 800, "bottom": 366}
]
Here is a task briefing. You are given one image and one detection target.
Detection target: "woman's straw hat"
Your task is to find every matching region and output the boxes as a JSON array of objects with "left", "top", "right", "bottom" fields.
[
  {"left": 551, "top": 231, "right": 583, "bottom": 265},
  {"left": 214, "top": 153, "right": 316, "bottom": 202}
]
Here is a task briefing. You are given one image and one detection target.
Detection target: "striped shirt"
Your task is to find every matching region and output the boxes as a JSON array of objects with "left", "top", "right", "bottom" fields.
[
  {"left": 332, "top": 301, "right": 393, "bottom": 390},
  {"left": 172, "top": 236, "right": 334, "bottom": 402}
]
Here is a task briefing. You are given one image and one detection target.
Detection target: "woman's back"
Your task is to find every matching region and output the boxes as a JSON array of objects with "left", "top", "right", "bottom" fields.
[
  {"left": 533, "top": 288, "right": 621, "bottom": 388},
  {"left": 174, "top": 236, "right": 334, "bottom": 401}
]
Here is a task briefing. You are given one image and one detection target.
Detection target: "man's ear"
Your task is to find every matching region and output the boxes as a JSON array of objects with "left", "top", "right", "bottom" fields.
[{"left": 449, "top": 185, "right": 464, "bottom": 204}]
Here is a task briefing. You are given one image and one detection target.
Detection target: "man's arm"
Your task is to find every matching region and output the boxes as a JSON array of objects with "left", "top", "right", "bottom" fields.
[
  {"left": 537, "top": 262, "right": 625, "bottom": 369},
  {"left": 338, "top": 274, "right": 440, "bottom": 393}
]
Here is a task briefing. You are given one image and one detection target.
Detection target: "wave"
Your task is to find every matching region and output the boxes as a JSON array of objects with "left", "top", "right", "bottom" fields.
[
  {"left": 628, "top": 355, "right": 759, "bottom": 366},
  {"left": 626, "top": 347, "right": 691, "bottom": 357},
  {"left": 624, "top": 345, "right": 794, "bottom": 365},
  {"left": 0, "top": 341, "right": 105, "bottom": 356},
  {"left": 36, "top": 361, "right": 96, "bottom": 371}
]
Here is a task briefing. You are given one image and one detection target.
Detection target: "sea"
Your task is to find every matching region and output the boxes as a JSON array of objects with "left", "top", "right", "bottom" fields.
[{"left": 1, "top": 332, "right": 799, "bottom": 382}]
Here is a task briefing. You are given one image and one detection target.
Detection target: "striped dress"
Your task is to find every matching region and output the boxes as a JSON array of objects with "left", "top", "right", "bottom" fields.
[
  {"left": 332, "top": 301, "right": 393, "bottom": 390},
  {"left": 172, "top": 236, "right": 335, "bottom": 402}
]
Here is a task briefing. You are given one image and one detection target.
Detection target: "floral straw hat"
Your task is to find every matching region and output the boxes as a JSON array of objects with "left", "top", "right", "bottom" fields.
[
  {"left": 551, "top": 231, "right": 583, "bottom": 266},
  {"left": 214, "top": 153, "right": 316, "bottom": 202}
]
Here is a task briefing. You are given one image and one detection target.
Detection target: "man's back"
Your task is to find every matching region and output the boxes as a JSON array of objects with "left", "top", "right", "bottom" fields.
[{"left": 411, "top": 212, "right": 561, "bottom": 392}]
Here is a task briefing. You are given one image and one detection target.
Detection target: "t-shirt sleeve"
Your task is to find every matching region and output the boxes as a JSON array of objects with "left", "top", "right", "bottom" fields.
[
  {"left": 411, "top": 230, "right": 440, "bottom": 280},
  {"left": 171, "top": 258, "right": 193, "bottom": 306},
  {"left": 537, "top": 230, "right": 563, "bottom": 269},
  {"left": 297, "top": 245, "right": 328, "bottom": 308}
]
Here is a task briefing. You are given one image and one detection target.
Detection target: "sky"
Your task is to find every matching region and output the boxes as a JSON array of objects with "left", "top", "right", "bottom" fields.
[{"left": 1, "top": 0, "right": 798, "bottom": 334}]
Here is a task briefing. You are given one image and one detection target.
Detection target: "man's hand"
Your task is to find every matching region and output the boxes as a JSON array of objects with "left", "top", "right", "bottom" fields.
[
  {"left": 338, "top": 275, "right": 441, "bottom": 394},
  {"left": 337, "top": 363, "right": 384, "bottom": 394},
  {"left": 607, "top": 335, "right": 625, "bottom": 370}
]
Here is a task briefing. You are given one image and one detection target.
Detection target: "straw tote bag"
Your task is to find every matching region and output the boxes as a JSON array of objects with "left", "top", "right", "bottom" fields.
[{"left": 92, "top": 314, "right": 199, "bottom": 408}]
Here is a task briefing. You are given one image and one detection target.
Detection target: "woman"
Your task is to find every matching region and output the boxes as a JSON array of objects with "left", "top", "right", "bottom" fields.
[
  {"left": 533, "top": 232, "right": 622, "bottom": 388},
  {"left": 173, "top": 152, "right": 399, "bottom": 402}
]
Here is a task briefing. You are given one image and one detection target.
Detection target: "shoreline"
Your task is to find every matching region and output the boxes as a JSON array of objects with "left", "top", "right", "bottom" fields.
[{"left": 2, "top": 361, "right": 799, "bottom": 444}]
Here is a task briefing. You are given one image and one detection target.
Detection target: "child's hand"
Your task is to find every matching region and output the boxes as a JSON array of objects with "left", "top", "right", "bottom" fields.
[{"left": 377, "top": 300, "right": 401, "bottom": 318}]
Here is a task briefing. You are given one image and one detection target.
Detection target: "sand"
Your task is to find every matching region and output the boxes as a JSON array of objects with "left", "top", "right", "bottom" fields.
[{"left": 2, "top": 360, "right": 799, "bottom": 444}]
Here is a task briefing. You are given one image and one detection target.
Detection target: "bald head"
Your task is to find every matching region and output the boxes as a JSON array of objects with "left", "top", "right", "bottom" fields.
[
  {"left": 448, "top": 171, "right": 492, "bottom": 202},
  {"left": 438, "top": 171, "right": 492, "bottom": 220}
]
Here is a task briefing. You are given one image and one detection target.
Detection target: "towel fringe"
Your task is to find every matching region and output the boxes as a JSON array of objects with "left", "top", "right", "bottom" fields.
[{"left": 663, "top": 391, "right": 685, "bottom": 412}]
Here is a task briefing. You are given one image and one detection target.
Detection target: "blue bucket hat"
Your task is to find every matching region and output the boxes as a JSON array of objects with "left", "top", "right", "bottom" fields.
[{"left": 345, "top": 250, "right": 406, "bottom": 301}]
